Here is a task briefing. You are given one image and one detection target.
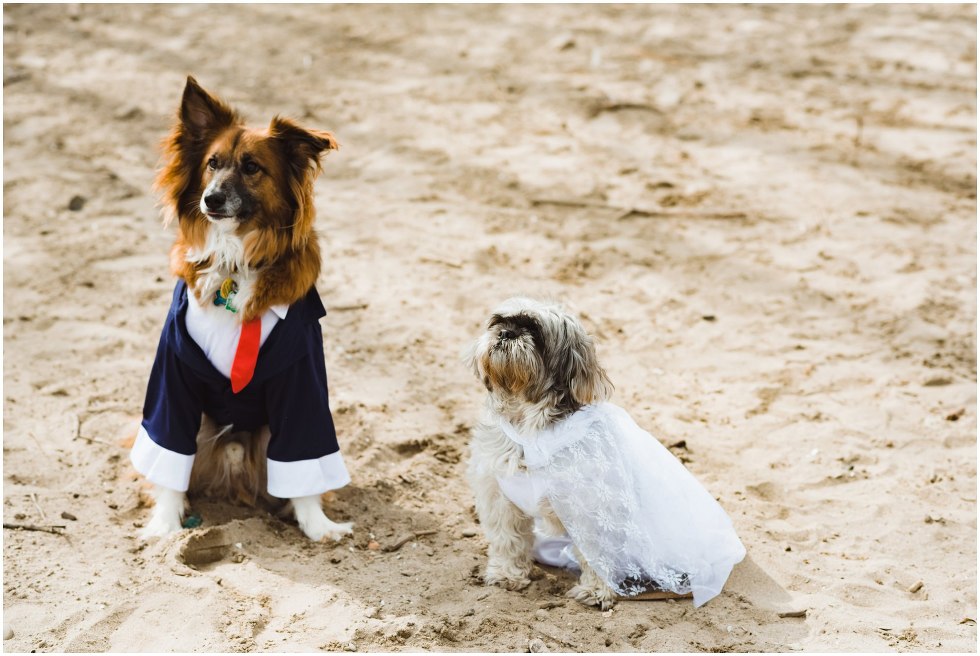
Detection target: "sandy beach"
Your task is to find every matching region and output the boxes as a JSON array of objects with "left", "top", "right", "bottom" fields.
[{"left": 3, "top": 3, "right": 977, "bottom": 652}]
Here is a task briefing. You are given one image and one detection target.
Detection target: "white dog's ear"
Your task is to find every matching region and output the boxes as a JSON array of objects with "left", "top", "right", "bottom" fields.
[
  {"left": 555, "top": 315, "right": 614, "bottom": 406},
  {"left": 463, "top": 341, "right": 478, "bottom": 377},
  {"left": 462, "top": 338, "right": 484, "bottom": 382}
]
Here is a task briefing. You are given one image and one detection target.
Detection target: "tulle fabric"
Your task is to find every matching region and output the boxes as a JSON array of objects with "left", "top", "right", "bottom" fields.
[{"left": 499, "top": 403, "right": 745, "bottom": 607}]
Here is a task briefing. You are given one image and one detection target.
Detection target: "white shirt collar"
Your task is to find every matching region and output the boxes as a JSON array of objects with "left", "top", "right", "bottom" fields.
[{"left": 270, "top": 305, "right": 289, "bottom": 320}]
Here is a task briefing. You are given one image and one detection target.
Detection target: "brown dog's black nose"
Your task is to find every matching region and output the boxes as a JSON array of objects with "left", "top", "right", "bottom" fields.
[{"left": 204, "top": 191, "right": 226, "bottom": 211}]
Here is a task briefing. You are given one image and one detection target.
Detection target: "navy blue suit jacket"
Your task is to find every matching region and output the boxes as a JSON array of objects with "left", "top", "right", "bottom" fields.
[{"left": 140, "top": 280, "right": 341, "bottom": 464}]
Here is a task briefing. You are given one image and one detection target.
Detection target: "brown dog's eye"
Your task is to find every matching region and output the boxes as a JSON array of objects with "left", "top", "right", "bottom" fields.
[
  {"left": 206, "top": 156, "right": 218, "bottom": 170},
  {"left": 242, "top": 160, "right": 260, "bottom": 175}
]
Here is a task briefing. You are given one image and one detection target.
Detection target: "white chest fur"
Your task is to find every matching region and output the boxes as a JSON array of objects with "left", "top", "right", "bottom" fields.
[{"left": 186, "top": 221, "right": 254, "bottom": 307}]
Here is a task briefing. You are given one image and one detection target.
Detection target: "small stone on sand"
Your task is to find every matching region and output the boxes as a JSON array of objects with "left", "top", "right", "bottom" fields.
[
  {"left": 3, "top": 624, "right": 13, "bottom": 640},
  {"left": 528, "top": 638, "right": 548, "bottom": 653}
]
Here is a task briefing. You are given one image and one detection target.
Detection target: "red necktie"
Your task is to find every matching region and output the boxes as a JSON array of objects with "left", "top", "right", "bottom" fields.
[{"left": 230, "top": 318, "right": 262, "bottom": 393}]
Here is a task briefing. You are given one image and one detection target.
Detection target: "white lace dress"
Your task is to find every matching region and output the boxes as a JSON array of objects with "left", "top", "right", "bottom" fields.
[{"left": 496, "top": 403, "right": 745, "bottom": 607}]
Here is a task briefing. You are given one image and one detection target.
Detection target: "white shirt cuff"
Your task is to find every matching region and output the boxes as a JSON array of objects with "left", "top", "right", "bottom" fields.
[
  {"left": 267, "top": 451, "right": 351, "bottom": 498},
  {"left": 130, "top": 425, "right": 195, "bottom": 492}
]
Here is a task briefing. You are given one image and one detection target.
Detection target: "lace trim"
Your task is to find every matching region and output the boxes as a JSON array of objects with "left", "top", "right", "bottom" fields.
[{"left": 498, "top": 403, "right": 745, "bottom": 606}]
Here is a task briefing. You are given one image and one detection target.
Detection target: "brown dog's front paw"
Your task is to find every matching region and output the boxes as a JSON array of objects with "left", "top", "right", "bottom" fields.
[{"left": 567, "top": 583, "right": 616, "bottom": 610}]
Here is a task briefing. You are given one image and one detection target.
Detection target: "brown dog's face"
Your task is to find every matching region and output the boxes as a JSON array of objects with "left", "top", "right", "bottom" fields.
[
  {"left": 195, "top": 115, "right": 337, "bottom": 236},
  {"left": 198, "top": 127, "right": 291, "bottom": 226},
  {"left": 158, "top": 76, "right": 338, "bottom": 253}
]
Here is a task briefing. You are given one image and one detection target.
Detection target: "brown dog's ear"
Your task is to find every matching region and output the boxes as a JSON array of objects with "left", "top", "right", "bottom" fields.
[
  {"left": 156, "top": 77, "right": 238, "bottom": 227},
  {"left": 269, "top": 116, "right": 339, "bottom": 168},
  {"left": 180, "top": 76, "right": 237, "bottom": 136},
  {"left": 269, "top": 117, "right": 339, "bottom": 250}
]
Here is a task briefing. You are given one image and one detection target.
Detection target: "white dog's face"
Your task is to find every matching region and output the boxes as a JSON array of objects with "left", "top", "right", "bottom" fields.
[{"left": 468, "top": 297, "right": 613, "bottom": 419}]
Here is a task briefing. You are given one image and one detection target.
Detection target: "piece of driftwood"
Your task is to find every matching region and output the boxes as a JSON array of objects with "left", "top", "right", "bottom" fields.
[
  {"left": 27, "top": 431, "right": 49, "bottom": 457},
  {"left": 419, "top": 256, "right": 463, "bottom": 269},
  {"left": 74, "top": 434, "right": 119, "bottom": 447},
  {"left": 533, "top": 627, "right": 579, "bottom": 649},
  {"left": 621, "top": 589, "right": 694, "bottom": 602},
  {"left": 588, "top": 102, "right": 665, "bottom": 118},
  {"left": 69, "top": 412, "right": 112, "bottom": 447},
  {"left": 530, "top": 197, "right": 746, "bottom": 221},
  {"left": 30, "top": 493, "right": 47, "bottom": 521},
  {"left": 383, "top": 530, "right": 438, "bottom": 552},
  {"left": 3, "top": 523, "right": 66, "bottom": 535},
  {"left": 327, "top": 303, "right": 370, "bottom": 312}
]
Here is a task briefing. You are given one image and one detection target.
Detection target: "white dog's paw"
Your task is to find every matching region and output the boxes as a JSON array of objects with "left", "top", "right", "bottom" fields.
[
  {"left": 567, "top": 583, "right": 616, "bottom": 610},
  {"left": 140, "top": 511, "right": 184, "bottom": 539},
  {"left": 300, "top": 516, "right": 354, "bottom": 542},
  {"left": 291, "top": 494, "right": 352, "bottom": 542},
  {"left": 485, "top": 561, "right": 532, "bottom": 591},
  {"left": 139, "top": 486, "right": 186, "bottom": 540}
]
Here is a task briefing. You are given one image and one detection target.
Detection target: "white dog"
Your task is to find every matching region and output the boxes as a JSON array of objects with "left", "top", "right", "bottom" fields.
[{"left": 466, "top": 297, "right": 745, "bottom": 609}]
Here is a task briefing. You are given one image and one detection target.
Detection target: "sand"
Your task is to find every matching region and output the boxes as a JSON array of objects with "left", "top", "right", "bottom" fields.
[{"left": 2, "top": 3, "right": 976, "bottom": 653}]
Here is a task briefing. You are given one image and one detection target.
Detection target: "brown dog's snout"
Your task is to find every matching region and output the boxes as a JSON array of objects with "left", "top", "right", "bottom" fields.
[{"left": 203, "top": 190, "right": 226, "bottom": 211}]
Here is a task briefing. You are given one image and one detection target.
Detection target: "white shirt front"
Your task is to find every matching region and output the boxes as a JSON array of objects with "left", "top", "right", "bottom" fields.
[{"left": 184, "top": 297, "right": 289, "bottom": 378}]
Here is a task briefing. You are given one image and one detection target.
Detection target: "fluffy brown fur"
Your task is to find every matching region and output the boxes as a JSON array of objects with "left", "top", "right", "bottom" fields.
[
  {"left": 151, "top": 77, "right": 339, "bottom": 513},
  {"left": 188, "top": 417, "right": 278, "bottom": 509},
  {"left": 155, "top": 76, "right": 338, "bottom": 322}
]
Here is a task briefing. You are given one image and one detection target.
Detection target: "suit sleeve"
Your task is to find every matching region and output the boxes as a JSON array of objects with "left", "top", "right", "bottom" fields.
[
  {"left": 263, "top": 324, "right": 350, "bottom": 498},
  {"left": 130, "top": 325, "right": 205, "bottom": 491}
]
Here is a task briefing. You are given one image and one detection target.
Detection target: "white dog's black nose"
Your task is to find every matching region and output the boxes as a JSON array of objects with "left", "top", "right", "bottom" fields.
[
  {"left": 499, "top": 329, "right": 516, "bottom": 340},
  {"left": 204, "top": 191, "right": 226, "bottom": 211}
]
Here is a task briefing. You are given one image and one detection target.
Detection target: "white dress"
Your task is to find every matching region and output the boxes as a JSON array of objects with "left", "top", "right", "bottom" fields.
[{"left": 496, "top": 403, "right": 745, "bottom": 607}]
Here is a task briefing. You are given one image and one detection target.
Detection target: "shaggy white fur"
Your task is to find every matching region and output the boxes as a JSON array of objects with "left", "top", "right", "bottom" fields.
[{"left": 466, "top": 297, "right": 617, "bottom": 609}]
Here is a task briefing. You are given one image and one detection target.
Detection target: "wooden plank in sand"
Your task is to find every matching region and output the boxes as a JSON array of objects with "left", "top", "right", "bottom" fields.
[{"left": 620, "top": 589, "right": 693, "bottom": 602}]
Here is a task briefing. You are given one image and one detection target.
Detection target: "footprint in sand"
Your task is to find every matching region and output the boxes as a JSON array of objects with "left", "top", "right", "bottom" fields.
[{"left": 176, "top": 527, "right": 245, "bottom": 569}]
